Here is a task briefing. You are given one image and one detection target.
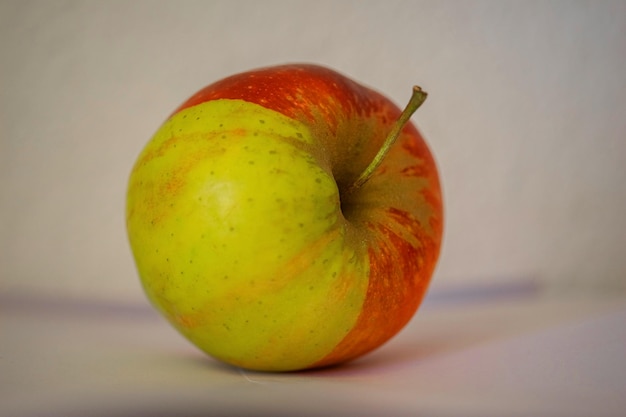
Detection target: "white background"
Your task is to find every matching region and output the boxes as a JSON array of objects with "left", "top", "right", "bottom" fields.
[{"left": 1, "top": 0, "right": 625, "bottom": 303}]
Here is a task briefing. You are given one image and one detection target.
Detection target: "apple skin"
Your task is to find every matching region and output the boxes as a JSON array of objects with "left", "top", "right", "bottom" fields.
[{"left": 126, "top": 64, "right": 443, "bottom": 372}]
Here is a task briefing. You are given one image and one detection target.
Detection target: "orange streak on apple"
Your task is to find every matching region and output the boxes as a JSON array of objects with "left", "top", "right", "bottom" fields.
[
  {"left": 314, "top": 137, "right": 443, "bottom": 368},
  {"left": 174, "top": 64, "right": 382, "bottom": 136}
]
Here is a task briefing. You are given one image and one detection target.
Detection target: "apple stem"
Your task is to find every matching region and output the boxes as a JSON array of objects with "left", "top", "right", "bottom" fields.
[{"left": 350, "top": 86, "right": 427, "bottom": 190}]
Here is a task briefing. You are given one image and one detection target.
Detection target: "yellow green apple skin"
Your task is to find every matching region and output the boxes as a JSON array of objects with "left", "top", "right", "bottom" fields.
[{"left": 126, "top": 64, "right": 443, "bottom": 372}]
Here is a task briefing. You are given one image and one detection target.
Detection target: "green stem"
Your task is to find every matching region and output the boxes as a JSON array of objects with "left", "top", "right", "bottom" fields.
[{"left": 350, "top": 86, "right": 427, "bottom": 190}]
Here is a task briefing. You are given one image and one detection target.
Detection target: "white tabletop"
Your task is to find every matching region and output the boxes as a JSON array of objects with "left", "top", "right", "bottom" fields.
[{"left": 2, "top": 288, "right": 626, "bottom": 417}]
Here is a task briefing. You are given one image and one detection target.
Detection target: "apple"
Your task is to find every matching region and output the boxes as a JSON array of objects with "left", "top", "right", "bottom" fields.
[{"left": 126, "top": 64, "right": 443, "bottom": 372}]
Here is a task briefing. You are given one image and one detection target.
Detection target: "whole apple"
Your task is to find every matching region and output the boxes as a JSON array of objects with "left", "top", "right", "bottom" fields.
[{"left": 126, "top": 64, "right": 443, "bottom": 372}]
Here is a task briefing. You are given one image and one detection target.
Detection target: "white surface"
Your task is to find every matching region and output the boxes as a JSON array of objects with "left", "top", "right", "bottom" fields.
[
  {"left": 2, "top": 291, "right": 626, "bottom": 417},
  {"left": 1, "top": 1, "right": 626, "bottom": 303}
]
